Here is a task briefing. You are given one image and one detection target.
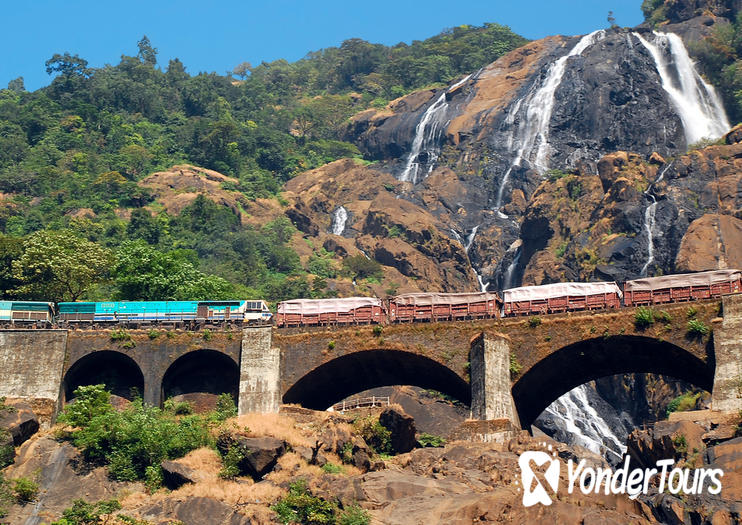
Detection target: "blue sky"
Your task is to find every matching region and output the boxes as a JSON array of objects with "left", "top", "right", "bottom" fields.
[{"left": 2, "top": 1, "right": 644, "bottom": 91}]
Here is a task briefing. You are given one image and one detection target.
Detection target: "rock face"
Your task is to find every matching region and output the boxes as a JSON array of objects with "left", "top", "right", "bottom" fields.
[
  {"left": 0, "top": 400, "right": 39, "bottom": 447},
  {"left": 161, "top": 458, "right": 198, "bottom": 489},
  {"left": 379, "top": 406, "right": 417, "bottom": 454},
  {"left": 217, "top": 434, "right": 287, "bottom": 480}
]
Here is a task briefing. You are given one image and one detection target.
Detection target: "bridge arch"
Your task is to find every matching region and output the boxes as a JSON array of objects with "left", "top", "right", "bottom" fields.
[
  {"left": 512, "top": 335, "right": 714, "bottom": 429},
  {"left": 283, "top": 349, "right": 471, "bottom": 410},
  {"left": 63, "top": 351, "right": 145, "bottom": 403},
  {"left": 161, "top": 349, "right": 239, "bottom": 404}
]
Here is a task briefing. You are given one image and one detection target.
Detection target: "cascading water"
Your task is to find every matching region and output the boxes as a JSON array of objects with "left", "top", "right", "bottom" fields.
[
  {"left": 400, "top": 75, "right": 471, "bottom": 184},
  {"left": 538, "top": 385, "right": 629, "bottom": 464},
  {"left": 464, "top": 225, "right": 479, "bottom": 253},
  {"left": 502, "top": 248, "right": 521, "bottom": 290},
  {"left": 634, "top": 32, "right": 730, "bottom": 145},
  {"left": 330, "top": 206, "right": 348, "bottom": 236},
  {"left": 640, "top": 161, "right": 674, "bottom": 277},
  {"left": 494, "top": 30, "right": 606, "bottom": 214},
  {"left": 640, "top": 197, "right": 658, "bottom": 277}
]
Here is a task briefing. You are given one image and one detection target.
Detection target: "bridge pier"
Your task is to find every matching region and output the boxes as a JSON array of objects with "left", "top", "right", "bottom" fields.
[
  {"left": 469, "top": 333, "right": 520, "bottom": 440},
  {"left": 712, "top": 294, "right": 742, "bottom": 412},
  {"left": 238, "top": 327, "right": 280, "bottom": 415},
  {"left": 0, "top": 330, "right": 68, "bottom": 425}
]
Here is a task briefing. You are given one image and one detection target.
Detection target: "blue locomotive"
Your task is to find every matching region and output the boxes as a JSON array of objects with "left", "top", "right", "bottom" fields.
[
  {"left": 0, "top": 301, "right": 55, "bottom": 327},
  {"left": 57, "top": 299, "right": 272, "bottom": 326}
]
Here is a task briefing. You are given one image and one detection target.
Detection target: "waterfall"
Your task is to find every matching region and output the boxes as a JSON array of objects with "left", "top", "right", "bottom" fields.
[
  {"left": 634, "top": 31, "right": 730, "bottom": 144},
  {"left": 541, "top": 385, "right": 628, "bottom": 463},
  {"left": 502, "top": 248, "right": 522, "bottom": 290},
  {"left": 400, "top": 75, "right": 472, "bottom": 184},
  {"left": 330, "top": 206, "right": 348, "bottom": 236},
  {"left": 640, "top": 161, "right": 674, "bottom": 277},
  {"left": 477, "top": 273, "right": 489, "bottom": 292},
  {"left": 494, "top": 30, "right": 606, "bottom": 214},
  {"left": 640, "top": 196, "right": 657, "bottom": 277},
  {"left": 464, "top": 225, "right": 479, "bottom": 253}
]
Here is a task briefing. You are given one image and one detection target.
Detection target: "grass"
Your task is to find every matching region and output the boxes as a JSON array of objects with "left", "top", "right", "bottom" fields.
[
  {"left": 634, "top": 307, "right": 655, "bottom": 329},
  {"left": 687, "top": 319, "right": 709, "bottom": 338}
]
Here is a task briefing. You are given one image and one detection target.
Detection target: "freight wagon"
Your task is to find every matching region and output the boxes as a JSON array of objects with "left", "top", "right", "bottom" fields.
[
  {"left": 502, "top": 281, "right": 622, "bottom": 316},
  {"left": 275, "top": 297, "right": 384, "bottom": 327},
  {"left": 0, "top": 301, "right": 54, "bottom": 327},
  {"left": 57, "top": 300, "right": 272, "bottom": 326},
  {"left": 389, "top": 292, "right": 501, "bottom": 322},
  {"left": 623, "top": 269, "right": 742, "bottom": 306}
]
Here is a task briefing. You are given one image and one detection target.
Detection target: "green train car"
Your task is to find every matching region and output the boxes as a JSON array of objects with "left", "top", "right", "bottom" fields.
[{"left": 0, "top": 301, "right": 55, "bottom": 327}]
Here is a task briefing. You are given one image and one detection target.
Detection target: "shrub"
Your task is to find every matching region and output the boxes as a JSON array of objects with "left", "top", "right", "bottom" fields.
[
  {"left": 634, "top": 307, "right": 655, "bottom": 329},
  {"left": 672, "top": 434, "right": 688, "bottom": 456},
  {"left": 338, "top": 504, "right": 370, "bottom": 525},
  {"left": 509, "top": 353, "right": 522, "bottom": 378},
  {"left": 417, "top": 433, "right": 446, "bottom": 447},
  {"left": 372, "top": 325, "right": 383, "bottom": 336},
  {"left": 218, "top": 443, "right": 245, "bottom": 479},
  {"left": 147, "top": 329, "right": 159, "bottom": 340},
  {"left": 0, "top": 430, "right": 13, "bottom": 469},
  {"left": 343, "top": 254, "right": 383, "bottom": 281},
  {"left": 666, "top": 391, "right": 702, "bottom": 417},
  {"left": 272, "top": 480, "right": 337, "bottom": 525},
  {"left": 202, "top": 328, "right": 212, "bottom": 341},
  {"left": 656, "top": 310, "right": 672, "bottom": 324},
  {"left": 48, "top": 499, "right": 122, "bottom": 525},
  {"left": 163, "top": 399, "right": 193, "bottom": 416},
  {"left": 110, "top": 329, "right": 131, "bottom": 342},
  {"left": 686, "top": 306, "right": 698, "bottom": 319},
  {"left": 354, "top": 416, "right": 392, "bottom": 455},
  {"left": 527, "top": 316, "right": 542, "bottom": 328},
  {"left": 321, "top": 462, "right": 343, "bottom": 474},
  {"left": 12, "top": 477, "right": 38, "bottom": 503},
  {"left": 687, "top": 319, "right": 709, "bottom": 337},
  {"left": 327, "top": 340, "right": 336, "bottom": 350},
  {"left": 214, "top": 393, "right": 238, "bottom": 421},
  {"left": 57, "top": 385, "right": 211, "bottom": 487}
]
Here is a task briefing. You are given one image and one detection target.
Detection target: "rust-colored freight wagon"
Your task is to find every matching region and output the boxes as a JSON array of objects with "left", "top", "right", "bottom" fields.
[
  {"left": 623, "top": 269, "right": 742, "bottom": 306},
  {"left": 275, "top": 297, "right": 384, "bottom": 327},
  {"left": 502, "top": 282, "right": 622, "bottom": 316},
  {"left": 389, "top": 292, "right": 501, "bottom": 323}
]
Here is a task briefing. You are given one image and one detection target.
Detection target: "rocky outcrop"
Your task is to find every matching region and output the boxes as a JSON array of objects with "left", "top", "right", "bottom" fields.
[
  {"left": 0, "top": 400, "right": 39, "bottom": 447},
  {"left": 161, "top": 458, "right": 198, "bottom": 489},
  {"left": 216, "top": 434, "right": 287, "bottom": 480},
  {"left": 379, "top": 406, "right": 417, "bottom": 454}
]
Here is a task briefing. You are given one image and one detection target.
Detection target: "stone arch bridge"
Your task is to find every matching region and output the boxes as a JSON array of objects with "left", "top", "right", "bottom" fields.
[{"left": 1, "top": 295, "right": 740, "bottom": 435}]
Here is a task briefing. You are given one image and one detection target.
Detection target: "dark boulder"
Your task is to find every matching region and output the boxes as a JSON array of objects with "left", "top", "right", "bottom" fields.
[
  {"left": 379, "top": 407, "right": 417, "bottom": 454},
  {"left": 161, "top": 459, "right": 197, "bottom": 489},
  {"left": 0, "top": 401, "right": 39, "bottom": 447},
  {"left": 217, "top": 433, "right": 286, "bottom": 480}
]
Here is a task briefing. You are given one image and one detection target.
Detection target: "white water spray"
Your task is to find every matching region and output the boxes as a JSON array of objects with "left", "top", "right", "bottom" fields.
[
  {"left": 494, "top": 30, "right": 606, "bottom": 213},
  {"left": 330, "top": 206, "right": 348, "bottom": 236},
  {"left": 400, "top": 75, "right": 471, "bottom": 183},
  {"left": 634, "top": 31, "right": 730, "bottom": 144},
  {"left": 464, "top": 225, "right": 479, "bottom": 253},
  {"left": 502, "top": 248, "right": 522, "bottom": 290},
  {"left": 639, "top": 161, "right": 674, "bottom": 277},
  {"left": 544, "top": 385, "right": 627, "bottom": 463}
]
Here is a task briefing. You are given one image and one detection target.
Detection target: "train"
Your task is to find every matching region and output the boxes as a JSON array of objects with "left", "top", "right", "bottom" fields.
[
  {"left": 275, "top": 269, "right": 741, "bottom": 327},
  {"left": 0, "top": 269, "right": 739, "bottom": 329}
]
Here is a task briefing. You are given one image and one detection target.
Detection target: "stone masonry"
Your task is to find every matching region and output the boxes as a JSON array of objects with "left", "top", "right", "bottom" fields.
[{"left": 712, "top": 294, "right": 742, "bottom": 412}]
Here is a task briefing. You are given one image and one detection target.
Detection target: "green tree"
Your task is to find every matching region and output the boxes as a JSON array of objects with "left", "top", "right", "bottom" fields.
[
  {"left": 12, "top": 230, "right": 112, "bottom": 302},
  {"left": 137, "top": 35, "right": 158, "bottom": 66},
  {"left": 45, "top": 53, "right": 91, "bottom": 78},
  {"left": 6, "top": 77, "right": 25, "bottom": 92}
]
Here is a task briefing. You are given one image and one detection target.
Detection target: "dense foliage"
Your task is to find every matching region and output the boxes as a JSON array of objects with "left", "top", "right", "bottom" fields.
[
  {"left": 57, "top": 385, "right": 215, "bottom": 489},
  {"left": 0, "top": 26, "right": 526, "bottom": 302},
  {"left": 272, "top": 480, "right": 370, "bottom": 525}
]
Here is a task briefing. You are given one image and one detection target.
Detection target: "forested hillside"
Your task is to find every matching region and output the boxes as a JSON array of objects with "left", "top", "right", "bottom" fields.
[{"left": 0, "top": 25, "right": 527, "bottom": 303}]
